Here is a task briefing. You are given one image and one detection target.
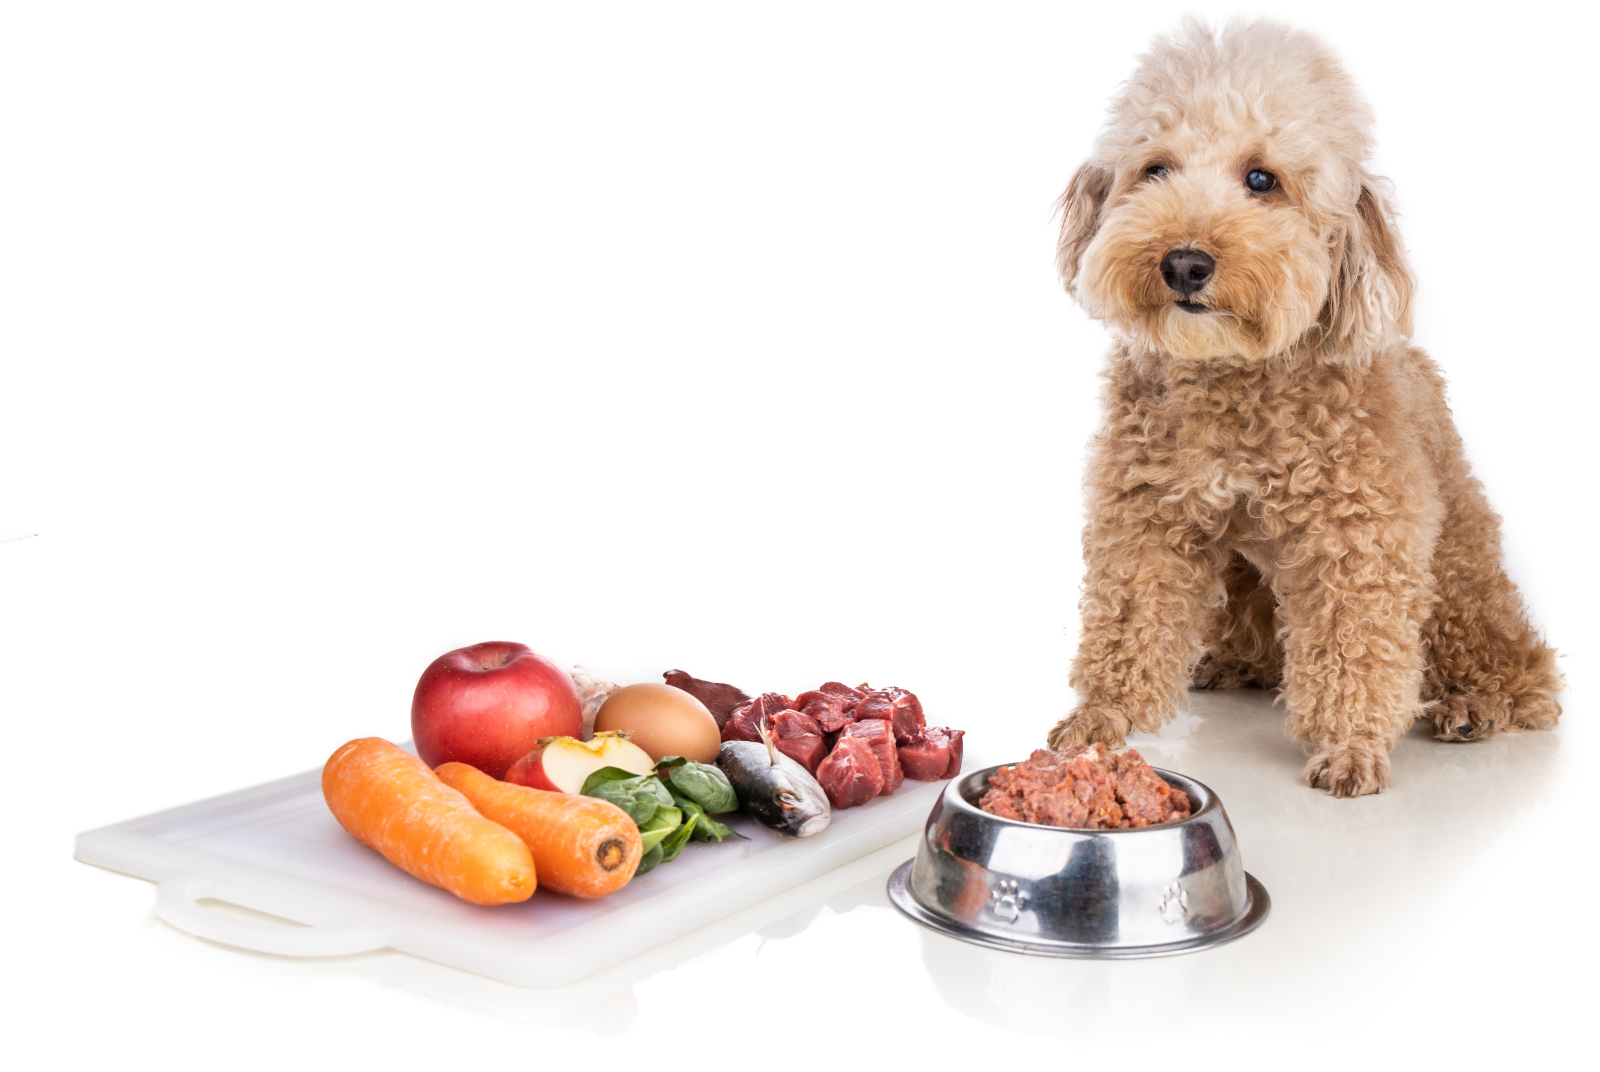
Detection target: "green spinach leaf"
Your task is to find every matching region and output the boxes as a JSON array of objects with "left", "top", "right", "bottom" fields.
[
  {"left": 635, "top": 842, "right": 664, "bottom": 876},
  {"left": 580, "top": 766, "right": 645, "bottom": 792},
  {"left": 637, "top": 805, "right": 682, "bottom": 855},
  {"left": 658, "top": 811, "right": 698, "bottom": 863},
  {"left": 581, "top": 770, "right": 674, "bottom": 826},
  {"left": 660, "top": 759, "right": 738, "bottom": 814},
  {"left": 691, "top": 810, "right": 738, "bottom": 842},
  {"left": 670, "top": 797, "right": 743, "bottom": 844}
]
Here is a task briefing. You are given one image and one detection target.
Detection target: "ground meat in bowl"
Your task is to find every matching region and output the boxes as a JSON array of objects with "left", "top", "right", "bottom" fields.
[{"left": 979, "top": 744, "right": 1192, "bottom": 829}]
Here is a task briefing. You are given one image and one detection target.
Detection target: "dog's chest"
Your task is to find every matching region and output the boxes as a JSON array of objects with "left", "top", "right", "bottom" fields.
[
  {"left": 1124, "top": 397, "right": 1303, "bottom": 501},
  {"left": 1113, "top": 368, "right": 1364, "bottom": 528}
]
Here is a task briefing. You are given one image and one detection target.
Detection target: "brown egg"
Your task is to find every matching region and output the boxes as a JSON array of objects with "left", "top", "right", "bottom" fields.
[{"left": 594, "top": 683, "right": 722, "bottom": 764}]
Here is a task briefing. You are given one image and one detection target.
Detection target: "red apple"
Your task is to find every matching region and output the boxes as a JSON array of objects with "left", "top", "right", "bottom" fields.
[
  {"left": 505, "top": 732, "right": 655, "bottom": 793},
  {"left": 411, "top": 641, "right": 583, "bottom": 779}
]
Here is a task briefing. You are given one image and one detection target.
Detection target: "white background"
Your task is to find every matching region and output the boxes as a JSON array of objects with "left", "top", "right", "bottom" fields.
[{"left": 4, "top": 1, "right": 1595, "bottom": 1067}]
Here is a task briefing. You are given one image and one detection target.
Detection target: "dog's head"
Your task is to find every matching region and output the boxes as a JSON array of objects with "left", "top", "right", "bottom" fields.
[{"left": 1057, "top": 19, "right": 1415, "bottom": 365}]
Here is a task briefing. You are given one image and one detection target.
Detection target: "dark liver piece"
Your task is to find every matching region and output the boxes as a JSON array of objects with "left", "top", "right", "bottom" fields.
[{"left": 663, "top": 670, "right": 752, "bottom": 728}]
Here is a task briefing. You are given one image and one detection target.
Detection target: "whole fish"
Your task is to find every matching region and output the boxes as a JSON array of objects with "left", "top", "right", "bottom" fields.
[{"left": 717, "top": 725, "right": 831, "bottom": 838}]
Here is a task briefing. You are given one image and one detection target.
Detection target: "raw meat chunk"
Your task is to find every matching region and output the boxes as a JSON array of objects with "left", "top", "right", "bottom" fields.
[
  {"left": 839, "top": 719, "right": 903, "bottom": 795},
  {"left": 720, "top": 692, "right": 792, "bottom": 744},
  {"left": 940, "top": 728, "right": 965, "bottom": 778},
  {"left": 753, "top": 691, "right": 794, "bottom": 717},
  {"left": 854, "top": 687, "right": 925, "bottom": 744},
  {"left": 795, "top": 693, "right": 855, "bottom": 733},
  {"left": 898, "top": 726, "right": 965, "bottom": 780},
  {"left": 978, "top": 744, "right": 1189, "bottom": 829},
  {"left": 769, "top": 709, "right": 823, "bottom": 740},
  {"left": 795, "top": 682, "right": 863, "bottom": 733},
  {"left": 774, "top": 735, "right": 829, "bottom": 776},
  {"left": 816, "top": 736, "right": 885, "bottom": 809},
  {"left": 663, "top": 670, "right": 751, "bottom": 728},
  {"left": 769, "top": 710, "right": 829, "bottom": 775},
  {"left": 720, "top": 702, "right": 762, "bottom": 743}
]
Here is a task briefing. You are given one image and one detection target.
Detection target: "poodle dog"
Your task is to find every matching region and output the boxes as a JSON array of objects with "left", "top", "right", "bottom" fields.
[{"left": 1047, "top": 19, "right": 1562, "bottom": 797}]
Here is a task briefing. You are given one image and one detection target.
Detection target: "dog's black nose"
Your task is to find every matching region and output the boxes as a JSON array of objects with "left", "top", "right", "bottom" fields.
[{"left": 1160, "top": 248, "right": 1215, "bottom": 296}]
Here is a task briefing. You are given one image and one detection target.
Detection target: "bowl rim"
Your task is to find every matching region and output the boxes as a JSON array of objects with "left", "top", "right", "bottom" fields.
[{"left": 948, "top": 761, "right": 1220, "bottom": 833}]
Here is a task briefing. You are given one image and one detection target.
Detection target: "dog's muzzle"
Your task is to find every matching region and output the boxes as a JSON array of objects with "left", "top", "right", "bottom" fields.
[{"left": 1160, "top": 248, "right": 1215, "bottom": 307}]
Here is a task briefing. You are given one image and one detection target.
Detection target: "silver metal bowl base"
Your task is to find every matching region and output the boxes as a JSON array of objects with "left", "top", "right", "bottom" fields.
[
  {"left": 888, "top": 860, "right": 1270, "bottom": 959},
  {"left": 886, "top": 763, "right": 1271, "bottom": 959}
]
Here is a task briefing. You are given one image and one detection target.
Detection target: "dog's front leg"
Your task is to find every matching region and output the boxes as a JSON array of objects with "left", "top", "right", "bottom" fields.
[
  {"left": 1050, "top": 492, "right": 1226, "bottom": 750},
  {"left": 1274, "top": 522, "right": 1432, "bottom": 798}
]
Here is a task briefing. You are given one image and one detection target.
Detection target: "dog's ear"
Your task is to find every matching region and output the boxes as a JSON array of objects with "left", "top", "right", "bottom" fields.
[
  {"left": 1317, "top": 174, "right": 1416, "bottom": 360},
  {"left": 1055, "top": 162, "right": 1113, "bottom": 296}
]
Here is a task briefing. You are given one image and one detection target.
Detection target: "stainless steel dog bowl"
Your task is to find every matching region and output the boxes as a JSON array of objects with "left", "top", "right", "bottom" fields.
[{"left": 888, "top": 763, "right": 1269, "bottom": 958}]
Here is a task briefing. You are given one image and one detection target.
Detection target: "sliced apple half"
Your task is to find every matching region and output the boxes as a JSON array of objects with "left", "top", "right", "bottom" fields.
[{"left": 503, "top": 731, "right": 655, "bottom": 793}]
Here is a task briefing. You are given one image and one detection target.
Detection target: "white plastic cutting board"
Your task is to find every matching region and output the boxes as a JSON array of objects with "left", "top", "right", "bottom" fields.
[{"left": 74, "top": 744, "right": 958, "bottom": 988}]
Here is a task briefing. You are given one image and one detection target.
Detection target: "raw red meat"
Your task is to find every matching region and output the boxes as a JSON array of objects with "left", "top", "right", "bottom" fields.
[
  {"left": 816, "top": 735, "right": 885, "bottom": 809},
  {"left": 898, "top": 726, "right": 965, "bottom": 780},
  {"left": 768, "top": 710, "right": 829, "bottom": 775},
  {"left": 719, "top": 692, "right": 792, "bottom": 744},
  {"left": 663, "top": 670, "right": 751, "bottom": 728},
  {"left": 854, "top": 687, "right": 925, "bottom": 744},
  {"left": 769, "top": 709, "right": 823, "bottom": 739},
  {"left": 717, "top": 675, "right": 959, "bottom": 803},
  {"left": 720, "top": 702, "right": 762, "bottom": 743},
  {"left": 795, "top": 682, "right": 864, "bottom": 733},
  {"left": 774, "top": 736, "right": 829, "bottom": 775},
  {"left": 839, "top": 719, "right": 903, "bottom": 795},
  {"left": 754, "top": 691, "right": 794, "bottom": 717}
]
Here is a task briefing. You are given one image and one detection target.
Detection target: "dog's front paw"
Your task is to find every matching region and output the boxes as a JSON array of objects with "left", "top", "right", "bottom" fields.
[
  {"left": 1048, "top": 705, "right": 1129, "bottom": 751},
  {"left": 1304, "top": 740, "right": 1392, "bottom": 798}
]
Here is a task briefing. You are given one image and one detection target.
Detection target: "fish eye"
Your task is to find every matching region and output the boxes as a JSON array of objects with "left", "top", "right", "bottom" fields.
[
  {"left": 1145, "top": 164, "right": 1168, "bottom": 179},
  {"left": 1245, "top": 169, "right": 1277, "bottom": 193}
]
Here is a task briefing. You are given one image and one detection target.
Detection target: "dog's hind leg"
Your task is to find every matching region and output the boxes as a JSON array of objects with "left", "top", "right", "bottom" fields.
[
  {"left": 1421, "top": 480, "right": 1562, "bottom": 741},
  {"left": 1191, "top": 553, "right": 1283, "bottom": 690},
  {"left": 1051, "top": 485, "right": 1229, "bottom": 751}
]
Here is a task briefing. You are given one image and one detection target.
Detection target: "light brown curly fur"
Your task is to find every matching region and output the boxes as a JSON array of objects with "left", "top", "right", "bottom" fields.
[{"left": 1048, "top": 19, "right": 1562, "bottom": 797}]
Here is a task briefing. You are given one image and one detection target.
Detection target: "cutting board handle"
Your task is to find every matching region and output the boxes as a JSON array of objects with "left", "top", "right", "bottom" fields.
[{"left": 155, "top": 874, "right": 392, "bottom": 957}]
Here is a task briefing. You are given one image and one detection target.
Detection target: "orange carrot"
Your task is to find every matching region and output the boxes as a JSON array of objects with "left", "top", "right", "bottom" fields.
[
  {"left": 435, "top": 762, "right": 643, "bottom": 899},
  {"left": 322, "top": 738, "right": 536, "bottom": 905}
]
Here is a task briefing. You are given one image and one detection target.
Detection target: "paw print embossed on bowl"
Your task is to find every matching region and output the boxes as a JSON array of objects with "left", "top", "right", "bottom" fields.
[{"left": 887, "top": 764, "right": 1270, "bottom": 958}]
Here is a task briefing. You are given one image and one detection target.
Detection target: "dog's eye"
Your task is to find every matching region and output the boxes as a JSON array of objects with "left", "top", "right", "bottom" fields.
[
  {"left": 1245, "top": 169, "right": 1277, "bottom": 193},
  {"left": 1145, "top": 165, "right": 1168, "bottom": 179}
]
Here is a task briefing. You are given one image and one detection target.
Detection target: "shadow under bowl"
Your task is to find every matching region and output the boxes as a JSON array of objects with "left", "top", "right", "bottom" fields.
[{"left": 887, "top": 763, "right": 1269, "bottom": 958}]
